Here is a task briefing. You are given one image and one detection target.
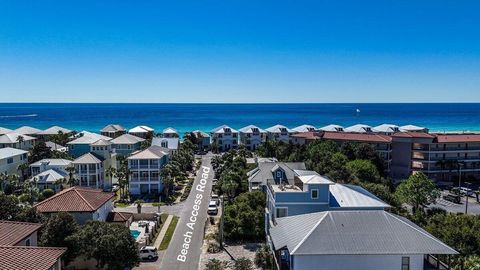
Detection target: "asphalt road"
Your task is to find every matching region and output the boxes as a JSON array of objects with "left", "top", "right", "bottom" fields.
[{"left": 159, "top": 154, "right": 214, "bottom": 270}]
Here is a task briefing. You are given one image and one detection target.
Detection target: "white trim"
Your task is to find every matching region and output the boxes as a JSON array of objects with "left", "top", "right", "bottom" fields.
[{"left": 311, "top": 189, "right": 319, "bottom": 199}]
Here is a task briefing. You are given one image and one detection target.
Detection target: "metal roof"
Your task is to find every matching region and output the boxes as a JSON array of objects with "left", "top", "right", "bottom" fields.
[
  {"left": 292, "top": 124, "right": 317, "bottom": 133},
  {"left": 100, "top": 124, "right": 126, "bottom": 132},
  {"left": 14, "top": 126, "right": 42, "bottom": 135},
  {"left": 270, "top": 210, "right": 458, "bottom": 255},
  {"left": 72, "top": 153, "right": 103, "bottom": 164},
  {"left": 211, "top": 125, "right": 239, "bottom": 134},
  {"left": 37, "top": 126, "right": 72, "bottom": 135},
  {"left": 239, "top": 125, "right": 266, "bottom": 133},
  {"left": 67, "top": 131, "right": 112, "bottom": 145},
  {"left": 32, "top": 169, "right": 68, "bottom": 184},
  {"left": 248, "top": 162, "right": 306, "bottom": 185},
  {"left": 0, "top": 147, "right": 28, "bottom": 159},
  {"left": 30, "top": 158, "right": 72, "bottom": 167},
  {"left": 162, "top": 127, "right": 178, "bottom": 134},
  {"left": 0, "top": 132, "right": 36, "bottom": 143},
  {"left": 265, "top": 124, "right": 293, "bottom": 133},
  {"left": 329, "top": 184, "right": 390, "bottom": 208},
  {"left": 110, "top": 133, "right": 145, "bottom": 144},
  {"left": 319, "top": 124, "right": 344, "bottom": 132},
  {"left": 344, "top": 124, "right": 373, "bottom": 133}
]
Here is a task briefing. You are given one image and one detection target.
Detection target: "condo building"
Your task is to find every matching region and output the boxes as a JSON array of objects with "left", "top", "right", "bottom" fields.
[
  {"left": 210, "top": 125, "right": 239, "bottom": 152},
  {"left": 127, "top": 145, "right": 169, "bottom": 195},
  {"left": 265, "top": 124, "right": 293, "bottom": 143}
]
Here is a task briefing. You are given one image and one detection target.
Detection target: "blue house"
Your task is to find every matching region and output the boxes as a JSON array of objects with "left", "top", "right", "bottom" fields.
[
  {"left": 265, "top": 170, "right": 390, "bottom": 228},
  {"left": 67, "top": 131, "right": 112, "bottom": 158}
]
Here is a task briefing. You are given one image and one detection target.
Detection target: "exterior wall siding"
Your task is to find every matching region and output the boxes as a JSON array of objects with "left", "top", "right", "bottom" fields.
[{"left": 293, "top": 254, "right": 423, "bottom": 270}]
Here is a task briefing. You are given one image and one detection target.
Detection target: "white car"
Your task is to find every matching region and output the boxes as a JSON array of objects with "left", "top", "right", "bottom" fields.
[
  {"left": 460, "top": 187, "right": 473, "bottom": 196},
  {"left": 139, "top": 246, "right": 158, "bottom": 260},
  {"left": 211, "top": 194, "right": 220, "bottom": 206},
  {"left": 111, "top": 184, "right": 120, "bottom": 192},
  {"left": 207, "top": 200, "right": 218, "bottom": 215}
]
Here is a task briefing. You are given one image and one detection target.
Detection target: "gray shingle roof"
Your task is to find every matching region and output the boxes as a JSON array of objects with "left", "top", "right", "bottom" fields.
[
  {"left": 270, "top": 211, "right": 458, "bottom": 255},
  {"left": 239, "top": 125, "right": 266, "bottom": 133},
  {"left": 67, "top": 132, "right": 112, "bottom": 145},
  {"left": 0, "top": 132, "right": 36, "bottom": 143},
  {"left": 127, "top": 145, "right": 169, "bottom": 160},
  {"left": 110, "top": 134, "right": 145, "bottom": 144},
  {"left": 0, "top": 127, "right": 12, "bottom": 135},
  {"left": 14, "top": 126, "right": 42, "bottom": 135},
  {"left": 248, "top": 162, "right": 306, "bottom": 185},
  {"left": 38, "top": 126, "right": 72, "bottom": 135},
  {"left": 72, "top": 153, "right": 103, "bottom": 164},
  {"left": 101, "top": 124, "right": 126, "bottom": 132},
  {"left": 292, "top": 124, "right": 317, "bottom": 133}
]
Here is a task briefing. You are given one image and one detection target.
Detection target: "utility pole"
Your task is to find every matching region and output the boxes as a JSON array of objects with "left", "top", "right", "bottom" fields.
[{"left": 219, "top": 195, "right": 225, "bottom": 249}]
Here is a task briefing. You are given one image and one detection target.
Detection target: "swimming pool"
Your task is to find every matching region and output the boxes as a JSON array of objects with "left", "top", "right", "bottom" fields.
[{"left": 130, "top": 229, "right": 141, "bottom": 239}]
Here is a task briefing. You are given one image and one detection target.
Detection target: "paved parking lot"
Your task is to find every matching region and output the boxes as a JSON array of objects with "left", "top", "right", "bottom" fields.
[{"left": 428, "top": 191, "right": 480, "bottom": 215}]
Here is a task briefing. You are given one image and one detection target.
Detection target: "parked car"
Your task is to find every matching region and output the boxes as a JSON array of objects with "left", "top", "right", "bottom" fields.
[
  {"left": 211, "top": 194, "right": 220, "bottom": 206},
  {"left": 460, "top": 187, "right": 473, "bottom": 196},
  {"left": 207, "top": 200, "right": 218, "bottom": 215},
  {"left": 139, "top": 246, "right": 158, "bottom": 260},
  {"left": 443, "top": 193, "right": 461, "bottom": 204}
]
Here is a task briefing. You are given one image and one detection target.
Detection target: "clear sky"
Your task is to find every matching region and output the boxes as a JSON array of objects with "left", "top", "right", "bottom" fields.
[{"left": 0, "top": 0, "right": 479, "bottom": 103}]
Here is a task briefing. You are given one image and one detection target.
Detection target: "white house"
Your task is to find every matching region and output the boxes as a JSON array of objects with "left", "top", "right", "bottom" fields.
[
  {"left": 72, "top": 153, "right": 105, "bottom": 189},
  {"left": 269, "top": 210, "right": 458, "bottom": 270},
  {"left": 400, "top": 124, "right": 429, "bottom": 133},
  {"left": 31, "top": 169, "right": 68, "bottom": 192},
  {"left": 152, "top": 137, "right": 179, "bottom": 154},
  {"left": 14, "top": 126, "right": 42, "bottom": 136},
  {"left": 30, "top": 158, "right": 72, "bottom": 175},
  {"left": 128, "top": 145, "right": 169, "bottom": 195},
  {"left": 128, "top": 125, "right": 154, "bottom": 139},
  {"left": 373, "top": 124, "right": 400, "bottom": 135},
  {"left": 292, "top": 124, "right": 317, "bottom": 133},
  {"left": 210, "top": 125, "right": 239, "bottom": 152},
  {"left": 162, "top": 127, "right": 179, "bottom": 138},
  {"left": 34, "top": 186, "right": 115, "bottom": 224},
  {"left": 0, "top": 147, "right": 28, "bottom": 176},
  {"left": 319, "top": 124, "right": 344, "bottom": 132},
  {"left": 265, "top": 125, "right": 293, "bottom": 143},
  {"left": 239, "top": 125, "right": 266, "bottom": 151},
  {"left": 0, "top": 132, "right": 36, "bottom": 150},
  {"left": 344, "top": 124, "right": 373, "bottom": 133}
]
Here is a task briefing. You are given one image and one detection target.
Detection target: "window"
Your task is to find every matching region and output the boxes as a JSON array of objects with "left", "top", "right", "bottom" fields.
[
  {"left": 25, "top": 239, "right": 31, "bottom": 246},
  {"left": 311, "top": 189, "right": 319, "bottom": 199},
  {"left": 7, "top": 158, "right": 13, "bottom": 164},
  {"left": 276, "top": 207, "right": 288, "bottom": 218},
  {"left": 401, "top": 257, "right": 410, "bottom": 270}
]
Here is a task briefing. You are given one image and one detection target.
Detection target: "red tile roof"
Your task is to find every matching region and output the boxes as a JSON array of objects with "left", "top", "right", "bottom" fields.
[
  {"left": 0, "top": 246, "right": 66, "bottom": 270},
  {"left": 34, "top": 186, "right": 115, "bottom": 213},
  {"left": 290, "top": 132, "right": 323, "bottom": 140},
  {"left": 322, "top": 132, "right": 392, "bottom": 143},
  {"left": 107, "top": 211, "right": 133, "bottom": 222},
  {"left": 434, "top": 133, "right": 480, "bottom": 143},
  {"left": 391, "top": 132, "right": 435, "bottom": 139},
  {"left": 0, "top": 221, "right": 43, "bottom": 246}
]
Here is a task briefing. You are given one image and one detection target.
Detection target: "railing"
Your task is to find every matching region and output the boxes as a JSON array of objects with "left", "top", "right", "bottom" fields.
[{"left": 424, "top": 254, "right": 451, "bottom": 270}]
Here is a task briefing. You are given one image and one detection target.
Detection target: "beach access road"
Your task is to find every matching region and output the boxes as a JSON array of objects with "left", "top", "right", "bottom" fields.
[{"left": 159, "top": 154, "right": 214, "bottom": 270}]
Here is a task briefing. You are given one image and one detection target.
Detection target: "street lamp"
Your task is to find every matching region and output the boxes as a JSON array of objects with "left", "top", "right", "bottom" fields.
[{"left": 458, "top": 162, "right": 464, "bottom": 188}]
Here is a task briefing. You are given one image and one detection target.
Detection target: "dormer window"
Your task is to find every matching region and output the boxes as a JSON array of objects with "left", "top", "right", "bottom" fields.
[
  {"left": 252, "top": 128, "right": 259, "bottom": 133},
  {"left": 279, "top": 128, "right": 287, "bottom": 132},
  {"left": 276, "top": 170, "right": 282, "bottom": 179}
]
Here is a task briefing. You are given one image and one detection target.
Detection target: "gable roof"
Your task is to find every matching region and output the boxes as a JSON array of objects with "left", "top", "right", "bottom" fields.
[
  {"left": 211, "top": 125, "right": 238, "bottom": 134},
  {"left": 101, "top": 124, "right": 126, "bottom": 132},
  {"left": 162, "top": 127, "right": 178, "bottom": 134},
  {"left": 38, "top": 126, "right": 72, "bottom": 135},
  {"left": 91, "top": 139, "right": 112, "bottom": 146},
  {"left": 35, "top": 186, "right": 114, "bottom": 213},
  {"left": 128, "top": 145, "right": 169, "bottom": 160},
  {"left": 0, "top": 127, "right": 12, "bottom": 135},
  {"left": 239, "top": 125, "right": 266, "bottom": 133},
  {"left": 107, "top": 211, "right": 133, "bottom": 222},
  {"left": 0, "top": 246, "right": 66, "bottom": 270},
  {"left": 270, "top": 210, "right": 458, "bottom": 256},
  {"left": 45, "top": 141, "right": 67, "bottom": 151},
  {"left": 265, "top": 124, "right": 293, "bottom": 133},
  {"left": 32, "top": 169, "right": 68, "bottom": 184},
  {"left": 292, "top": 124, "right": 317, "bottom": 133},
  {"left": 344, "top": 124, "right": 373, "bottom": 133},
  {"left": 319, "top": 124, "right": 344, "bottom": 132},
  {"left": 110, "top": 133, "right": 145, "bottom": 144},
  {"left": 14, "top": 126, "right": 42, "bottom": 135},
  {"left": 30, "top": 158, "right": 72, "bottom": 167},
  {"left": 373, "top": 124, "right": 400, "bottom": 133},
  {"left": 72, "top": 153, "right": 103, "bottom": 164},
  {"left": 0, "top": 132, "right": 36, "bottom": 143},
  {"left": 298, "top": 174, "right": 334, "bottom": 185},
  {"left": 0, "top": 147, "right": 28, "bottom": 160},
  {"left": 400, "top": 124, "right": 428, "bottom": 132},
  {"left": 0, "top": 221, "right": 43, "bottom": 246},
  {"left": 67, "top": 131, "right": 112, "bottom": 145},
  {"left": 329, "top": 184, "right": 390, "bottom": 208},
  {"left": 248, "top": 162, "right": 306, "bottom": 185},
  {"left": 323, "top": 132, "right": 392, "bottom": 143},
  {"left": 129, "top": 125, "right": 154, "bottom": 133},
  {"left": 152, "top": 137, "right": 179, "bottom": 150}
]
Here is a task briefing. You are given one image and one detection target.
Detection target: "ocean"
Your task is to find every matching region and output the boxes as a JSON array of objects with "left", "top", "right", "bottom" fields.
[{"left": 0, "top": 103, "right": 479, "bottom": 135}]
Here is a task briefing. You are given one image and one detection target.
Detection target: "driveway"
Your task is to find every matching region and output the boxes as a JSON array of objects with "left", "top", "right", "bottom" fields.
[
  {"left": 428, "top": 191, "right": 480, "bottom": 215},
  {"left": 159, "top": 154, "right": 214, "bottom": 270}
]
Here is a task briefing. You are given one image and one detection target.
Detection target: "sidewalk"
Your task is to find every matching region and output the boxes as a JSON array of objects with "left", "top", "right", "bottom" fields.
[{"left": 154, "top": 215, "right": 173, "bottom": 249}]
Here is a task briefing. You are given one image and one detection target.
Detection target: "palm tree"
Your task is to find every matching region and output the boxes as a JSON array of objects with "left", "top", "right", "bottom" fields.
[
  {"left": 65, "top": 166, "right": 76, "bottom": 187},
  {"left": 17, "top": 163, "right": 30, "bottom": 181},
  {"left": 16, "top": 135, "right": 24, "bottom": 149},
  {"left": 160, "top": 164, "right": 175, "bottom": 200},
  {"left": 105, "top": 166, "right": 117, "bottom": 190}
]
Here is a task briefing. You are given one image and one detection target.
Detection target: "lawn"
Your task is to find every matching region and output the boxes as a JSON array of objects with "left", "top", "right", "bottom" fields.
[
  {"left": 159, "top": 216, "right": 179, "bottom": 250},
  {"left": 114, "top": 202, "right": 131, "bottom": 208}
]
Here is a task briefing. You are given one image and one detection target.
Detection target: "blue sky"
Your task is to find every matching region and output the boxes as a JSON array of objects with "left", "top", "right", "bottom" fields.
[{"left": 0, "top": 0, "right": 479, "bottom": 103}]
